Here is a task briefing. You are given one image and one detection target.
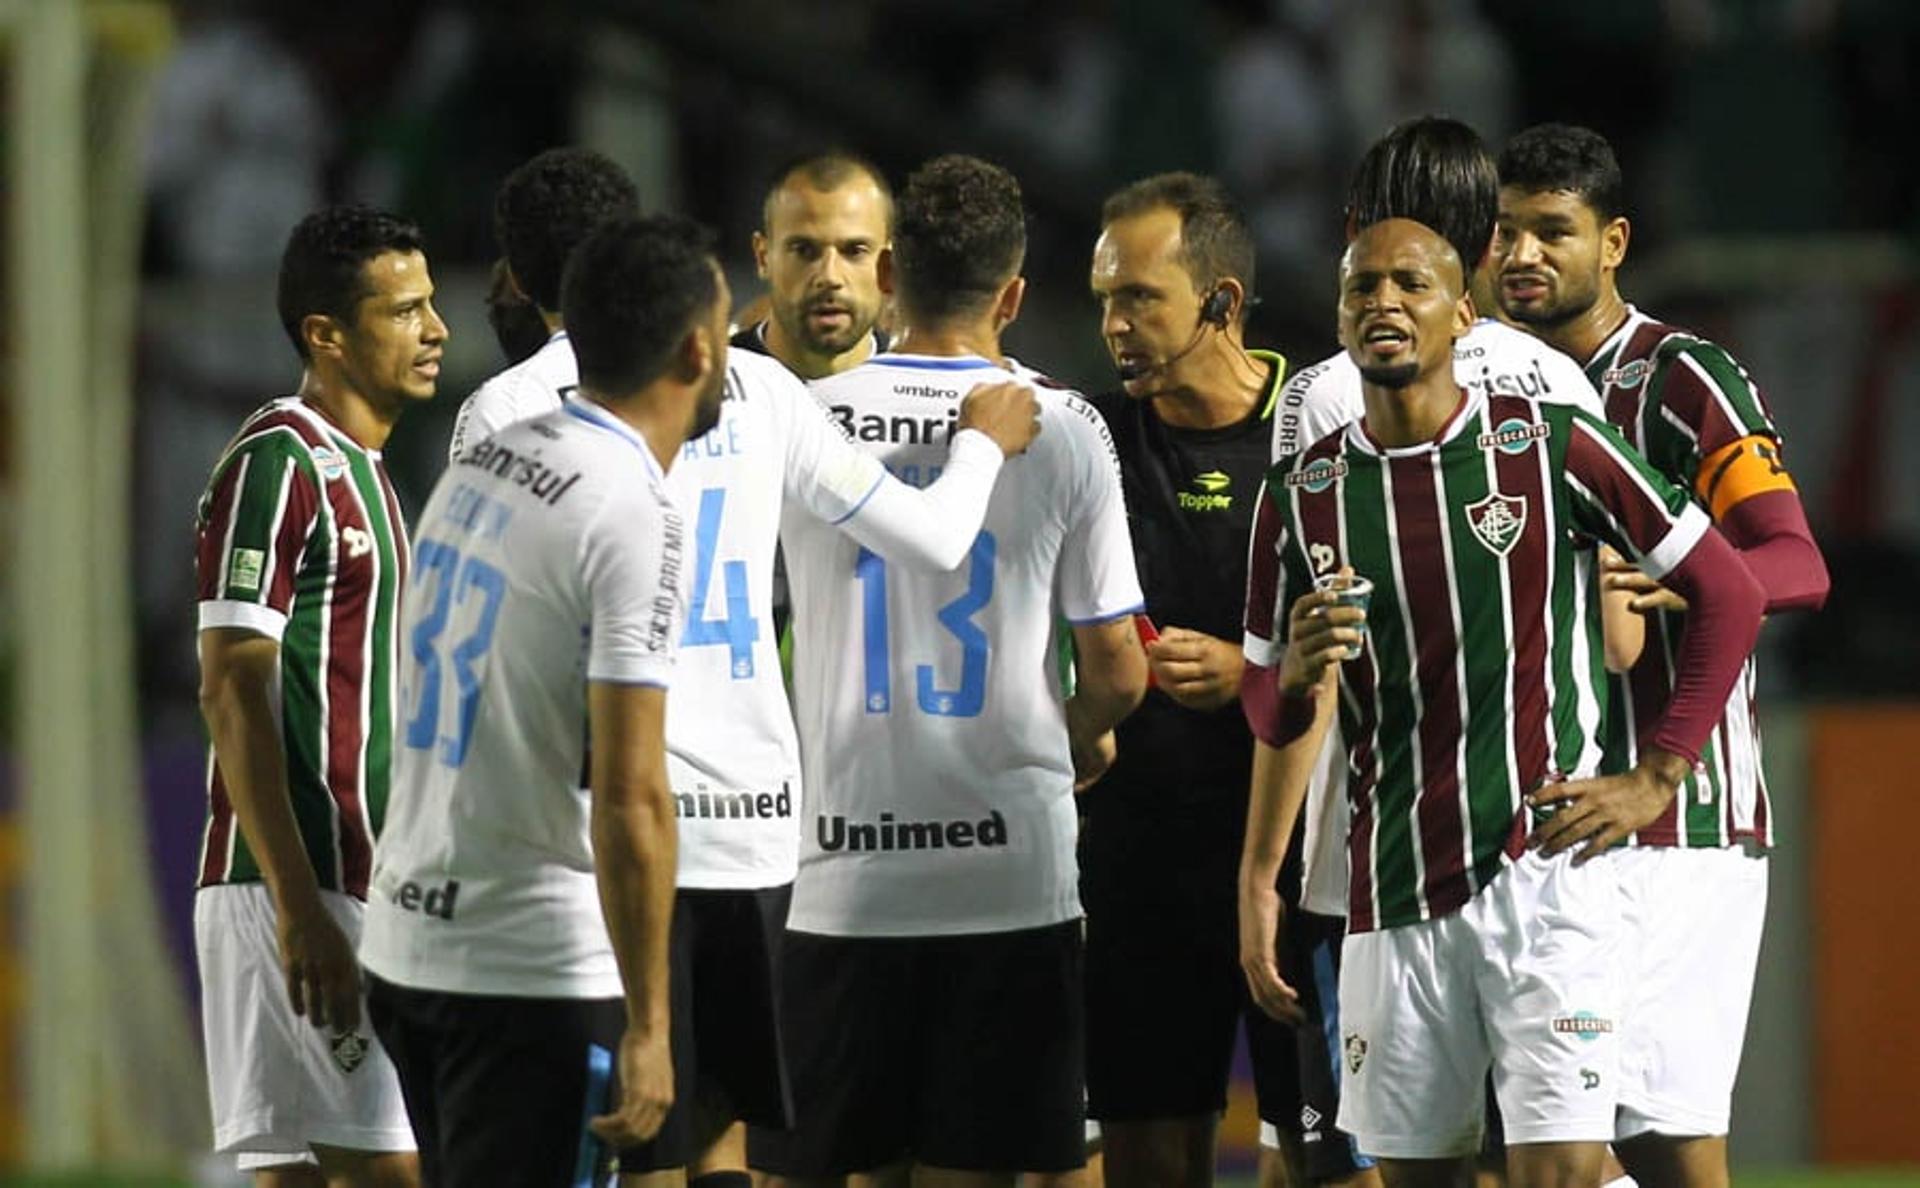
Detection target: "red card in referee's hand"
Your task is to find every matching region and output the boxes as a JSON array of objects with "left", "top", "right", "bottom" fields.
[{"left": 1134, "top": 614, "right": 1160, "bottom": 687}]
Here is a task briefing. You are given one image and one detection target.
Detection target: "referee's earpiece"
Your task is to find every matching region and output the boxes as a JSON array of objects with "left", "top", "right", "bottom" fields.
[{"left": 1200, "top": 285, "right": 1233, "bottom": 328}]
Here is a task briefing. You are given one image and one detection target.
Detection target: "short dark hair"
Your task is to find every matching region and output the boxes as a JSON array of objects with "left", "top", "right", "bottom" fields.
[
  {"left": 1100, "top": 172, "right": 1257, "bottom": 316},
  {"left": 277, "top": 206, "right": 424, "bottom": 360},
  {"left": 762, "top": 150, "right": 894, "bottom": 232},
  {"left": 561, "top": 213, "right": 720, "bottom": 397},
  {"left": 494, "top": 147, "right": 641, "bottom": 313},
  {"left": 1344, "top": 116, "right": 1498, "bottom": 273},
  {"left": 1498, "top": 123, "right": 1626, "bottom": 221},
  {"left": 892, "top": 154, "right": 1025, "bottom": 323}
]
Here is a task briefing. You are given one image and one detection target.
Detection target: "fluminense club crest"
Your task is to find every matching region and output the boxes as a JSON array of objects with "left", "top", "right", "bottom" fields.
[{"left": 1465, "top": 492, "right": 1527, "bottom": 556}]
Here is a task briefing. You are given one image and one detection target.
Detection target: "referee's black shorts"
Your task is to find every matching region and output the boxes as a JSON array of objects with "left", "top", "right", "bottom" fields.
[
  {"left": 366, "top": 883, "right": 792, "bottom": 1183},
  {"left": 1082, "top": 890, "right": 1300, "bottom": 1127},
  {"left": 749, "top": 920, "right": 1086, "bottom": 1176}
]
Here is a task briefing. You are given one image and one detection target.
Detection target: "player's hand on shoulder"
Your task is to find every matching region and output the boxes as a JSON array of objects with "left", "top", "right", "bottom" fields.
[
  {"left": 958, "top": 380, "right": 1042, "bottom": 457},
  {"left": 275, "top": 897, "right": 363, "bottom": 1032},
  {"left": 1147, "top": 627, "right": 1245, "bottom": 711},
  {"left": 1602, "top": 549, "right": 1689, "bottom": 613},
  {"left": 591, "top": 1026, "right": 675, "bottom": 1147}
]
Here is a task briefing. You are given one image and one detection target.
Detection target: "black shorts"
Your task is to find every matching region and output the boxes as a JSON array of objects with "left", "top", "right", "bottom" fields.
[
  {"left": 367, "top": 884, "right": 792, "bottom": 1182},
  {"left": 749, "top": 921, "right": 1086, "bottom": 1176},
  {"left": 1282, "top": 909, "right": 1374, "bottom": 1183},
  {"left": 367, "top": 977, "right": 634, "bottom": 1188},
  {"left": 662, "top": 884, "right": 794, "bottom": 1144},
  {"left": 1083, "top": 893, "right": 1299, "bottom": 1125}
]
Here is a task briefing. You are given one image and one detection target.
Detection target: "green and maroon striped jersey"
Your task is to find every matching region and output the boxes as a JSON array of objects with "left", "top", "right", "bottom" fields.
[
  {"left": 1587, "top": 306, "right": 1782, "bottom": 849},
  {"left": 1243, "top": 389, "right": 1710, "bottom": 933},
  {"left": 194, "top": 397, "right": 410, "bottom": 899}
]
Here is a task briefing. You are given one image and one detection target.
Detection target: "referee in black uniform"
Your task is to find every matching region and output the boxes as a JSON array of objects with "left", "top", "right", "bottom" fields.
[{"left": 1084, "top": 173, "right": 1342, "bottom": 1188}]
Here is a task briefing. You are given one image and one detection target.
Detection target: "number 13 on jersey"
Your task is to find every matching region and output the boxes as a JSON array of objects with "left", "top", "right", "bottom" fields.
[{"left": 855, "top": 531, "right": 996, "bottom": 718}]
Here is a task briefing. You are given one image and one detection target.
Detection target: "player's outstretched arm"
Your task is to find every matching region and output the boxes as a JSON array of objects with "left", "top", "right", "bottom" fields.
[
  {"left": 1065, "top": 615, "right": 1148, "bottom": 791},
  {"left": 586, "top": 680, "right": 677, "bottom": 1148},
  {"left": 198, "top": 628, "right": 362, "bottom": 1032}
]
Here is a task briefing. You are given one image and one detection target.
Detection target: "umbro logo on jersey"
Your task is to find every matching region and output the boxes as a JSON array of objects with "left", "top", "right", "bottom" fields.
[
  {"left": 1300, "top": 1105, "right": 1323, "bottom": 1132},
  {"left": 1465, "top": 492, "right": 1527, "bottom": 556},
  {"left": 1284, "top": 458, "right": 1347, "bottom": 494},
  {"left": 342, "top": 526, "right": 372, "bottom": 559},
  {"left": 1475, "top": 417, "right": 1551, "bottom": 455},
  {"left": 817, "top": 810, "right": 1008, "bottom": 853},
  {"left": 1602, "top": 359, "right": 1652, "bottom": 390},
  {"left": 329, "top": 1030, "right": 368, "bottom": 1074}
]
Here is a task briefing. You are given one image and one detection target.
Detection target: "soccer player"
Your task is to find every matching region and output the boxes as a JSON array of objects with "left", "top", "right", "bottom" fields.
[
  {"left": 358, "top": 213, "right": 723, "bottom": 1186},
  {"left": 1493, "top": 123, "right": 1830, "bottom": 1188},
  {"left": 1081, "top": 171, "right": 1311, "bottom": 1188},
  {"left": 447, "top": 146, "right": 640, "bottom": 460},
  {"left": 1241, "top": 116, "right": 1611, "bottom": 1188},
  {"left": 193, "top": 205, "right": 446, "bottom": 1186},
  {"left": 734, "top": 151, "right": 893, "bottom": 378},
  {"left": 756, "top": 154, "right": 1149, "bottom": 1188},
  {"left": 439, "top": 152, "right": 1043, "bottom": 1188},
  {"left": 1243, "top": 217, "right": 1768, "bottom": 1188}
]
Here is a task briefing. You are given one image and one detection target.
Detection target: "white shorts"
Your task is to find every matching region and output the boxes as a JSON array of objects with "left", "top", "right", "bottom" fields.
[
  {"left": 1336, "top": 849, "right": 1627, "bottom": 1159},
  {"left": 195, "top": 884, "right": 415, "bottom": 1167},
  {"left": 1614, "top": 845, "right": 1768, "bottom": 1139}
]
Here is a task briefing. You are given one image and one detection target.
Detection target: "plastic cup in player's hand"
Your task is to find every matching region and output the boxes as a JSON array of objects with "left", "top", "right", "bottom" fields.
[{"left": 1313, "top": 573, "right": 1373, "bottom": 659}]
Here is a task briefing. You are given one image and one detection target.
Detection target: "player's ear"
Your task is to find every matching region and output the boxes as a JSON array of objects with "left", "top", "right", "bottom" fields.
[
  {"left": 993, "top": 275, "right": 1026, "bottom": 332},
  {"left": 501, "top": 263, "right": 529, "bottom": 302},
  {"left": 876, "top": 246, "right": 895, "bottom": 297},
  {"left": 301, "top": 312, "right": 347, "bottom": 362},
  {"left": 1452, "top": 292, "right": 1474, "bottom": 338},
  {"left": 751, "top": 230, "right": 771, "bottom": 280},
  {"left": 1602, "top": 216, "right": 1630, "bottom": 271}
]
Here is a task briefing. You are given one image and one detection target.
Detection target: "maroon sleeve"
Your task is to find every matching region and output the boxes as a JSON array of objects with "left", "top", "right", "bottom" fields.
[
  {"left": 1645, "top": 526, "right": 1767, "bottom": 765},
  {"left": 1241, "top": 662, "right": 1317, "bottom": 750},
  {"left": 1716, "top": 488, "right": 1830, "bottom": 613}
]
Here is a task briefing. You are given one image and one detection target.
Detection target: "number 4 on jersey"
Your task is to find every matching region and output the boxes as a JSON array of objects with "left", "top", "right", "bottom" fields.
[{"left": 682, "top": 487, "right": 761, "bottom": 679}]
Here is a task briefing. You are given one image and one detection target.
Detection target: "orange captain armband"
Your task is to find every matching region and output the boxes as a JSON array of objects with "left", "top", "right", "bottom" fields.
[{"left": 1694, "top": 434, "right": 1798, "bottom": 520}]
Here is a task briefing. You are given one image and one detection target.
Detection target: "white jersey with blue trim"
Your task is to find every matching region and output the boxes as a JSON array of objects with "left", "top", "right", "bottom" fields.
[
  {"left": 783, "top": 351, "right": 1144, "bottom": 938},
  {"left": 362, "top": 400, "right": 684, "bottom": 999},
  {"left": 447, "top": 330, "right": 579, "bottom": 461},
  {"left": 1266, "top": 318, "right": 1604, "bottom": 918},
  {"left": 1272, "top": 318, "right": 1602, "bottom": 459},
  {"left": 661, "top": 350, "right": 1007, "bottom": 890}
]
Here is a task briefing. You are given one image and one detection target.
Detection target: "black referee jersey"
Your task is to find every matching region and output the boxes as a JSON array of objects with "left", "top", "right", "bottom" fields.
[{"left": 1081, "top": 350, "right": 1290, "bottom": 905}]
